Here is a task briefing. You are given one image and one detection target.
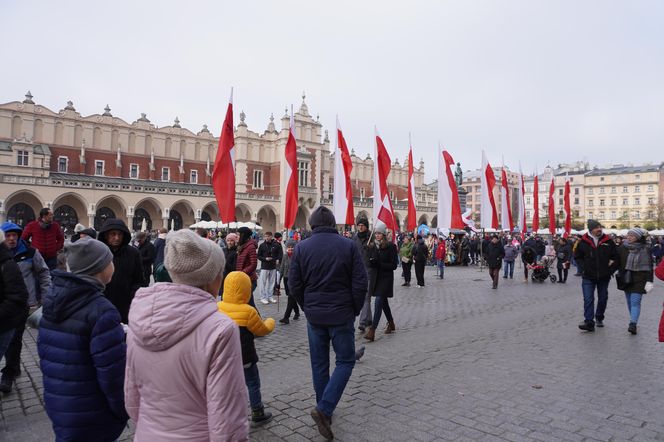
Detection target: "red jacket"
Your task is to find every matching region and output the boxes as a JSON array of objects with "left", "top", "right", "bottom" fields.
[
  {"left": 435, "top": 242, "right": 446, "bottom": 261},
  {"left": 21, "top": 221, "right": 64, "bottom": 259},
  {"left": 236, "top": 240, "right": 258, "bottom": 281},
  {"left": 656, "top": 259, "right": 664, "bottom": 282}
]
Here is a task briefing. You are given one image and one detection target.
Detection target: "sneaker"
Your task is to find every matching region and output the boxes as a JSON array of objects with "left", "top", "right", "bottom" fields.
[
  {"left": 628, "top": 322, "right": 637, "bottom": 335},
  {"left": 269, "top": 297, "right": 277, "bottom": 303},
  {"left": 578, "top": 320, "right": 595, "bottom": 332},
  {"left": 596, "top": 320, "right": 604, "bottom": 328},
  {"left": 401, "top": 282, "right": 408, "bottom": 286},
  {"left": 260, "top": 298, "right": 269, "bottom": 305},
  {"left": 310, "top": 407, "right": 334, "bottom": 440},
  {"left": 279, "top": 318, "right": 290, "bottom": 324},
  {"left": 251, "top": 406, "right": 273, "bottom": 426},
  {"left": 0, "top": 374, "right": 13, "bottom": 394},
  {"left": 355, "top": 345, "right": 366, "bottom": 361}
]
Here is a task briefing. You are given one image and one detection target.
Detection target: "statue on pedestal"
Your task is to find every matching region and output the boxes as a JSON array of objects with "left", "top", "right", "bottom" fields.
[{"left": 454, "top": 162, "right": 463, "bottom": 187}]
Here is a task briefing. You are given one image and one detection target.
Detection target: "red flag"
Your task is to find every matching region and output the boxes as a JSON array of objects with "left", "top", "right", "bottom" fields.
[
  {"left": 480, "top": 151, "right": 499, "bottom": 229},
  {"left": 439, "top": 149, "right": 465, "bottom": 229},
  {"left": 548, "top": 176, "right": 555, "bottom": 235},
  {"left": 212, "top": 89, "right": 235, "bottom": 223},
  {"left": 373, "top": 130, "right": 396, "bottom": 234},
  {"left": 407, "top": 144, "right": 417, "bottom": 231},
  {"left": 500, "top": 167, "right": 514, "bottom": 231},
  {"left": 533, "top": 174, "right": 540, "bottom": 232},
  {"left": 563, "top": 176, "right": 571, "bottom": 238},
  {"left": 283, "top": 107, "right": 298, "bottom": 229},
  {"left": 332, "top": 117, "right": 354, "bottom": 225},
  {"left": 519, "top": 164, "right": 527, "bottom": 235}
]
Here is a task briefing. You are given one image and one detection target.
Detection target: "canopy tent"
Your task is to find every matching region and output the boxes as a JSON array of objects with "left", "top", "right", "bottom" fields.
[
  {"left": 189, "top": 220, "right": 264, "bottom": 230},
  {"left": 649, "top": 229, "right": 664, "bottom": 236}
]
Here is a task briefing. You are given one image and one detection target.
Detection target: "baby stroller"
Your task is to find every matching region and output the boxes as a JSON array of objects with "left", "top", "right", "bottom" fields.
[{"left": 529, "top": 256, "right": 557, "bottom": 283}]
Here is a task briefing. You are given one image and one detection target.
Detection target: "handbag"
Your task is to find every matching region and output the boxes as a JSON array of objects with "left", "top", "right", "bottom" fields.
[{"left": 616, "top": 269, "right": 632, "bottom": 290}]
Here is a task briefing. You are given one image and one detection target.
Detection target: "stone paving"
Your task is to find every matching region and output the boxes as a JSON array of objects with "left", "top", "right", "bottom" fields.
[{"left": 2, "top": 265, "right": 664, "bottom": 441}]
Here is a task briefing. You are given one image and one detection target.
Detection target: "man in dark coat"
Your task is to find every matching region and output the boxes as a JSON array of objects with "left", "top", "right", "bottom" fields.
[
  {"left": 98, "top": 219, "right": 144, "bottom": 323},
  {"left": 153, "top": 227, "right": 168, "bottom": 268},
  {"left": 289, "top": 206, "right": 367, "bottom": 441},
  {"left": 135, "top": 231, "right": 156, "bottom": 287},
  {"left": 353, "top": 216, "right": 373, "bottom": 331},
  {"left": 412, "top": 235, "right": 429, "bottom": 287},
  {"left": 574, "top": 219, "right": 619, "bottom": 331},
  {"left": 257, "top": 231, "right": 283, "bottom": 305},
  {"left": 0, "top": 231, "right": 29, "bottom": 369},
  {"left": 484, "top": 235, "right": 505, "bottom": 289},
  {"left": 38, "top": 238, "right": 128, "bottom": 441},
  {"left": 534, "top": 236, "right": 546, "bottom": 261}
]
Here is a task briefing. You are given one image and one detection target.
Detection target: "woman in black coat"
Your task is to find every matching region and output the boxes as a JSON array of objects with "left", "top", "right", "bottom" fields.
[
  {"left": 554, "top": 238, "right": 572, "bottom": 283},
  {"left": 412, "top": 235, "right": 429, "bottom": 288},
  {"left": 0, "top": 241, "right": 29, "bottom": 360},
  {"left": 364, "top": 228, "right": 398, "bottom": 342}
]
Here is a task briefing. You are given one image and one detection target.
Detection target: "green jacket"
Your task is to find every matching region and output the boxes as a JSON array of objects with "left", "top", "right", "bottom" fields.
[{"left": 399, "top": 242, "right": 414, "bottom": 263}]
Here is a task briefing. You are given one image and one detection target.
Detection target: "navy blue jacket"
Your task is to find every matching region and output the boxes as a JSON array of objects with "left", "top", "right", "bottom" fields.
[
  {"left": 38, "top": 270, "right": 128, "bottom": 442},
  {"left": 288, "top": 227, "right": 368, "bottom": 326}
]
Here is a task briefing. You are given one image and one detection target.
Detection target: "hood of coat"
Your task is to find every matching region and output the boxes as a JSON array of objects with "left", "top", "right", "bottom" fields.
[
  {"left": 128, "top": 282, "right": 219, "bottom": 351},
  {"left": 42, "top": 270, "right": 104, "bottom": 323},
  {"left": 98, "top": 218, "right": 131, "bottom": 248},
  {"left": 221, "top": 271, "right": 252, "bottom": 305}
]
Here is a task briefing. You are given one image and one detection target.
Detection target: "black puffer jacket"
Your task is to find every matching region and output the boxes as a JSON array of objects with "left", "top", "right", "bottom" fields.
[
  {"left": 98, "top": 219, "right": 144, "bottom": 323},
  {"left": 368, "top": 241, "right": 399, "bottom": 298},
  {"left": 257, "top": 239, "right": 283, "bottom": 271},
  {"left": 574, "top": 233, "right": 619, "bottom": 280},
  {"left": 484, "top": 241, "right": 505, "bottom": 269},
  {"left": 0, "top": 244, "right": 29, "bottom": 333}
]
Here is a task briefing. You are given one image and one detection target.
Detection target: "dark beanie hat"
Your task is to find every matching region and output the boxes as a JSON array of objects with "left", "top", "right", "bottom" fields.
[
  {"left": 238, "top": 227, "right": 252, "bottom": 241},
  {"left": 356, "top": 216, "right": 369, "bottom": 227},
  {"left": 309, "top": 206, "right": 336, "bottom": 229},
  {"left": 587, "top": 219, "right": 601, "bottom": 230},
  {"left": 64, "top": 238, "right": 113, "bottom": 276}
]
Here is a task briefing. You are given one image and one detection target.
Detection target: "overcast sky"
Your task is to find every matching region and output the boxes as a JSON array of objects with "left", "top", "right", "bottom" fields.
[{"left": 2, "top": 1, "right": 663, "bottom": 181}]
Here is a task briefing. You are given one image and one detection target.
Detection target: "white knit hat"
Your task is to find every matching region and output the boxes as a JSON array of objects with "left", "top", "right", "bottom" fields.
[
  {"left": 74, "top": 223, "right": 86, "bottom": 233},
  {"left": 164, "top": 229, "right": 226, "bottom": 287}
]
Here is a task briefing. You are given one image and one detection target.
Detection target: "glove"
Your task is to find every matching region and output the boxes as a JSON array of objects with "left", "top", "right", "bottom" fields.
[{"left": 645, "top": 282, "right": 654, "bottom": 293}]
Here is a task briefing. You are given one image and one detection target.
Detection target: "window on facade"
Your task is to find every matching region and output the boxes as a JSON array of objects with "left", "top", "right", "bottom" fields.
[
  {"left": 611, "top": 211, "right": 616, "bottom": 219},
  {"left": 253, "top": 170, "right": 263, "bottom": 189},
  {"left": 129, "top": 163, "right": 139, "bottom": 179},
  {"left": 599, "top": 187, "right": 605, "bottom": 194},
  {"left": 635, "top": 185, "right": 640, "bottom": 193},
  {"left": 574, "top": 198, "right": 579, "bottom": 205},
  {"left": 570, "top": 177, "right": 574, "bottom": 182},
  {"left": 623, "top": 211, "right": 629, "bottom": 218},
  {"left": 634, "top": 211, "right": 640, "bottom": 219},
  {"left": 588, "top": 188, "right": 594, "bottom": 195},
  {"left": 475, "top": 186, "right": 481, "bottom": 192},
  {"left": 298, "top": 161, "right": 310, "bottom": 187},
  {"left": 611, "top": 186, "right": 616, "bottom": 194},
  {"left": 588, "top": 199, "right": 594, "bottom": 206},
  {"left": 635, "top": 174, "right": 641, "bottom": 181},
  {"left": 635, "top": 197, "right": 640, "bottom": 205},
  {"left": 190, "top": 170, "right": 198, "bottom": 184},
  {"left": 599, "top": 199, "right": 605, "bottom": 206},
  {"left": 58, "top": 156, "right": 68, "bottom": 173},
  {"left": 17, "top": 150, "right": 29, "bottom": 166},
  {"left": 559, "top": 189, "right": 563, "bottom": 196},
  {"left": 622, "top": 198, "right": 628, "bottom": 205},
  {"left": 467, "top": 195, "right": 472, "bottom": 202},
  {"left": 161, "top": 167, "right": 170, "bottom": 182},
  {"left": 574, "top": 188, "right": 579, "bottom": 195},
  {"left": 526, "top": 210, "right": 531, "bottom": 219},
  {"left": 648, "top": 211, "right": 654, "bottom": 219},
  {"left": 611, "top": 199, "right": 616, "bottom": 206},
  {"left": 574, "top": 210, "right": 580, "bottom": 217},
  {"left": 360, "top": 187, "right": 365, "bottom": 199},
  {"left": 600, "top": 177, "right": 605, "bottom": 182},
  {"left": 588, "top": 211, "right": 593, "bottom": 219},
  {"left": 559, "top": 198, "right": 563, "bottom": 205},
  {"left": 95, "top": 160, "right": 104, "bottom": 176},
  {"left": 526, "top": 197, "right": 531, "bottom": 204},
  {"left": 648, "top": 197, "right": 655, "bottom": 205},
  {"left": 390, "top": 191, "right": 394, "bottom": 201},
  {"left": 598, "top": 211, "right": 605, "bottom": 219},
  {"left": 647, "top": 185, "right": 654, "bottom": 192}
]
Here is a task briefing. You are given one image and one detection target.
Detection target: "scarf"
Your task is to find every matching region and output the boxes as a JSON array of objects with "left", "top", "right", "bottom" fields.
[{"left": 624, "top": 241, "right": 651, "bottom": 272}]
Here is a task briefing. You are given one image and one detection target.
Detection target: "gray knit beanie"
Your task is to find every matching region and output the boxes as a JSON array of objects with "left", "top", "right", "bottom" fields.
[
  {"left": 164, "top": 229, "right": 225, "bottom": 287},
  {"left": 627, "top": 228, "right": 647, "bottom": 240},
  {"left": 65, "top": 238, "right": 114, "bottom": 276}
]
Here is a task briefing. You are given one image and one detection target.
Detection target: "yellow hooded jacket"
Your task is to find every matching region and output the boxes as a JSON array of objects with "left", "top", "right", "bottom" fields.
[{"left": 218, "top": 271, "right": 275, "bottom": 337}]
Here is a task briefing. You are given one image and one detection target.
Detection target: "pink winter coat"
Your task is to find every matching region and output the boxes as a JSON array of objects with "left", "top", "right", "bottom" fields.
[{"left": 125, "top": 283, "right": 249, "bottom": 441}]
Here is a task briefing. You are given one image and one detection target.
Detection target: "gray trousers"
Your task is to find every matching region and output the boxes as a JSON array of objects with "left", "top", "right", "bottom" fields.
[{"left": 359, "top": 289, "right": 372, "bottom": 327}]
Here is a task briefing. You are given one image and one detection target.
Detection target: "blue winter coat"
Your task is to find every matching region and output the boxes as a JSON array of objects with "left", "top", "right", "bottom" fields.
[
  {"left": 288, "top": 226, "right": 368, "bottom": 326},
  {"left": 38, "top": 270, "right": 128, "bottom": 442}
]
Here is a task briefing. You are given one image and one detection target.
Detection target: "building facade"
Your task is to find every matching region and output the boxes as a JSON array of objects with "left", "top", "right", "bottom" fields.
[{"left": 0, "top": 92, "right": 436, "bottom": 233}]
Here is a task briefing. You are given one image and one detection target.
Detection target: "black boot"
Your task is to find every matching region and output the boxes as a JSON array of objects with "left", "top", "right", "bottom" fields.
[
  {"left": 279, "top": 318, "right": 290, "bottom": 324},
  {"left": 628, "top": 322, "right": 637, "bottom": 335},
  {"left": 578, "top": 320, "right": 595, "bottom": 332},
  {"left": 251, "top": 406, "right": 273, "bottom": 426},
  {"left": 0, "top": 374, "right": 14, "bottom": 394}
]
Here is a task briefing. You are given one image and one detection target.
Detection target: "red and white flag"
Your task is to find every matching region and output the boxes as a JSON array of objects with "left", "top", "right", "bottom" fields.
[
  {"left": 437, "top": 146, "right": 464, "bottom": 230},
  {"left": 373, "top": 128, "right": 396, "bottom": 234},
  {"left": 548, "top": 175, "right": 556, "bottom": 235},
  {"left": 283, "top": 106, "right": 298, "bottom": 229},
  {"left": 563, "top": 175, "right": 571, "bottom": 238},
  {"left": 518, "top": 163, "right": 527, "bottom": 235},
  {"left": 332, "top": 116, "right": 354, "bottom": 225},
  {"left": 407, "top": 140, "right": 417, "bottom": 231},
  {"left": 480, "top": 151, "right": 499, "bottom": 229},
  {"left": 212, "top": 88, "right": 236, "bottom": 223},
  {"left": 500, "top": 164, "right": 514, "bottom": 231},
  {"left": 532, "top": 172, "right": 540, "bottom": 232}
]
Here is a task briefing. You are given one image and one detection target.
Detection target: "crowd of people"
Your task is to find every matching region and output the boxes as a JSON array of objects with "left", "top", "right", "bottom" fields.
[{"left": 1, "top": 206, "right": 664, "bottom": 441}]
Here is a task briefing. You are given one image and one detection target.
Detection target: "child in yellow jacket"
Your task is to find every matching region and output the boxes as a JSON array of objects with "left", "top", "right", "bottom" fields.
[{"left": 218, "top": 271, "right": 275, "bottom": 425}]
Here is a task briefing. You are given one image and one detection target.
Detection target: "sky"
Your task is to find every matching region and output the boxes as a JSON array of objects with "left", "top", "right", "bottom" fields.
[{"left": 2, "top": 1, "right": 663, "bottom": 181}]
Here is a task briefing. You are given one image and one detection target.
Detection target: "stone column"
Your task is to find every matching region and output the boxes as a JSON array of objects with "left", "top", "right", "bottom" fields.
[
  {"left": 162, "top": 217, "right": 170, "bottom": 229},
  {"left": 88, "top": 214, "right": 95, "bottom": 228},
  {"left": 127, "top": 215, "right": 134, "bottom": 232}
]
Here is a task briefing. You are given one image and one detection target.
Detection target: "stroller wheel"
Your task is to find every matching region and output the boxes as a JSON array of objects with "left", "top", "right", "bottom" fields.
[{"left": 550, "top": 275, "right": 557, "bottom": 283}]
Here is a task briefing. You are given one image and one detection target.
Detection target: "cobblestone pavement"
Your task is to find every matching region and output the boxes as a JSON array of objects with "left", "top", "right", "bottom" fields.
[{"left": 2, "top": 265, "right": 664, "bottom": 441}]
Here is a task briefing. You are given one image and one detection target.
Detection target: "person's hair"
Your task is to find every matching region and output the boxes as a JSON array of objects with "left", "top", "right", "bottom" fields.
[
  {"left": 135, "top": 231, "right": 147, "bottom": 241},
  {"left": 39, "top": 207, "right": 51, "bottom": 218},
  {"left": 195, "top": 228, "right": 208, "bottom": 238},
  {"left": 158, "top": 227, "right": 168, "bottom": 234},
  {"left": 265, "top": 231, "right": 273, "bottom": 236}
]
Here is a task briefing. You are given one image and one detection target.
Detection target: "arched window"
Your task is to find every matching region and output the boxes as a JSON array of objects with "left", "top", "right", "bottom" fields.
[
  {"left": 12, "top": 116, "right": 22, "bottom": 139},
  {"left": 94, "top": 207, "right": 116, "bottom": 231},
  {"left": 93, "top": 127, "right": 103, "bottom": 148},
  {"left": 168, "top": 209, "right": 182, "bottom": 231},
  {"left": 53, "top": 204, "right": 79, "bottom": 233},
  {"left": 34, "top": 119, "right": 44, "bottom": 142},
  {"left": 201, "top": 211, "right": 212, "bottom": 222},
  {"left": 133, "top": 208, "right": 152, "bottom": 232},
  {"left": 74, "top": 124, "right": 83, "bottom": 147},
  {"left": 7, "top": 203, "right": 35, "bottom": 228},
  {"left": 54, "top": 122, "right": 64, "bottom": 145}
]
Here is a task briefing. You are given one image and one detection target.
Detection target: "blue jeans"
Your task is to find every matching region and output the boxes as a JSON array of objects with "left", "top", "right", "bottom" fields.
[
  {"left": 372, "top": 296, "right": 394, "bottom": 329},
  {"left": 0, "top": 329, "right": 14, "bottom": 360},
  {"left": 624, "top": 292, "right": 643, "bottom": 324},
  {"left": 243, "top": 362, "right": 263, "bottom": 410},
  {"left": 503, "top": 261, "right": 515, "bottom": 278},
  {"left": 582, "top": 278, "right": 610, "bottom": 323},
  {"left": 437, "top": 260, "right": 445, "bottom": 279},
  {"left": 307, "top": 321, "right": 356, "bottom": 417}
]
